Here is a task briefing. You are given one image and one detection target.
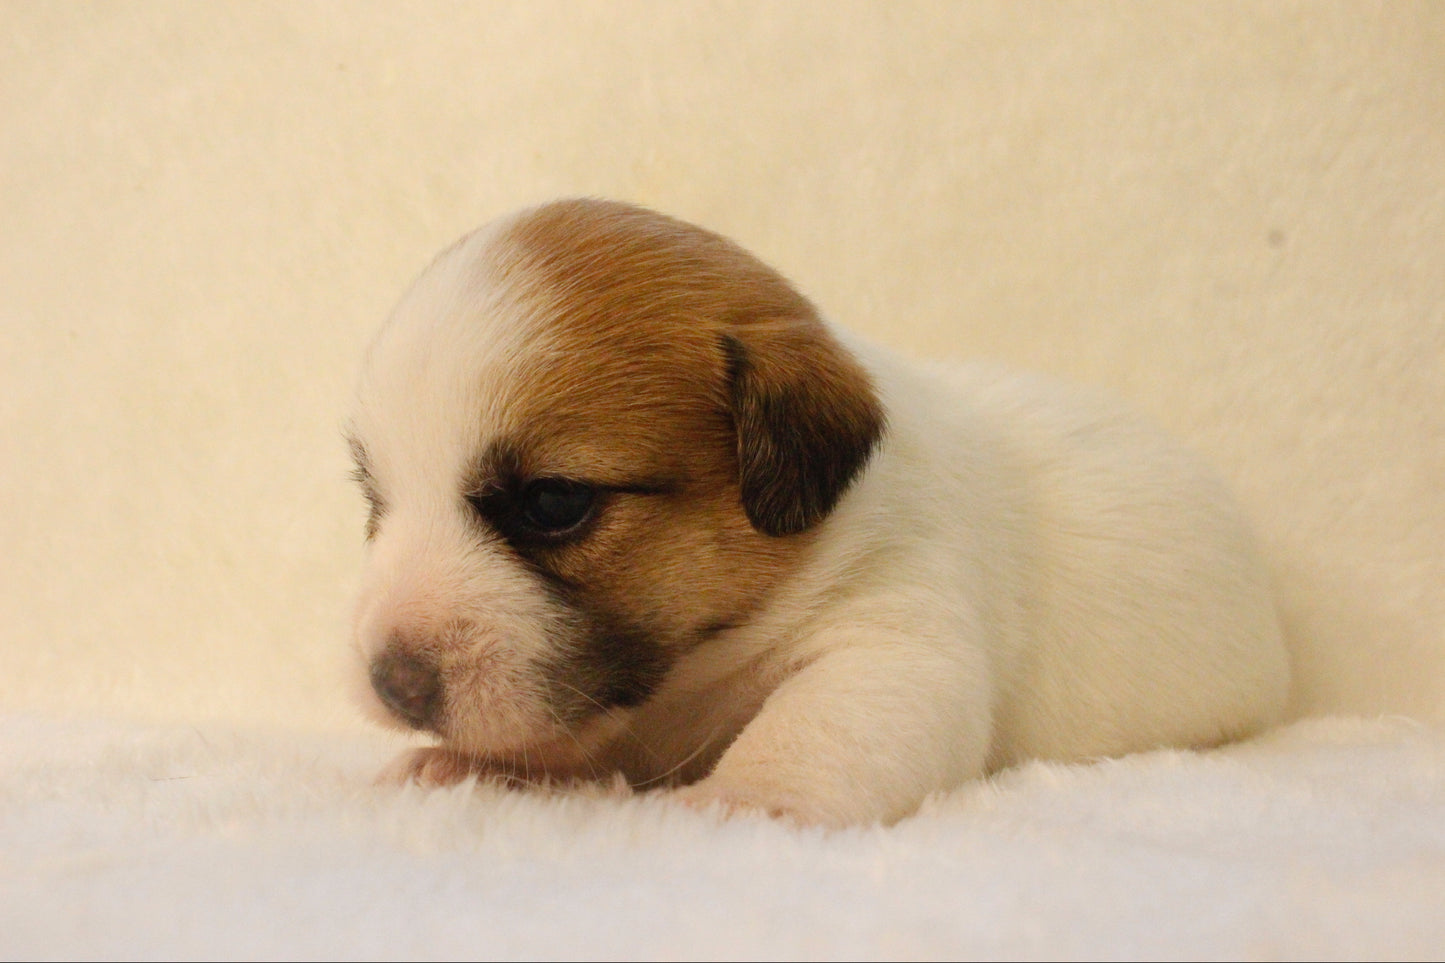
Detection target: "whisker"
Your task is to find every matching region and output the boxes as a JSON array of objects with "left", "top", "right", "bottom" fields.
[
  {"left": 629, "top": 720, "right": 729, "bottom": 789},
  {"left": 548, "top": 677, "right": 669, "bottom": 770},
  {"left": 541, "top": 701, "right": 605, "bottom": 784}
]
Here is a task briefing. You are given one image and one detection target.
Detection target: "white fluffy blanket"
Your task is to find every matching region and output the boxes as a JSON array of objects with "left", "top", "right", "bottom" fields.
[{"left": 6, "top": 713, "right": 1441, "bottom": 960}]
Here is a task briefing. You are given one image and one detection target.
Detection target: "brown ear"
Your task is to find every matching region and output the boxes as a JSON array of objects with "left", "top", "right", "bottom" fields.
[{"left": 723, "top": 321, "right": 886, "bottom": 537}]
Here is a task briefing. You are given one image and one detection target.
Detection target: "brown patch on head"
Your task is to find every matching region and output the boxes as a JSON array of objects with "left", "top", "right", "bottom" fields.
[
  {"left": 494, "top": 199, "right": 885, "bottom": 526},
  {"left": 463, "top": 200, "right": 884, "bottom": 681}
]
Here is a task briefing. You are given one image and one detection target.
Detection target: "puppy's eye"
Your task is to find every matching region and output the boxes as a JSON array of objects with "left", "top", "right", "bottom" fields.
[{"left": 518, "top": 479, "right": 596, "bottom": 535}]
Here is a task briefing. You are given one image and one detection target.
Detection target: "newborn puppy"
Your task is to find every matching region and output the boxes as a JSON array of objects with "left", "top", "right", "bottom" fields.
[{"left": 346, "top": 198, "right": 1290, "bottom": 826}]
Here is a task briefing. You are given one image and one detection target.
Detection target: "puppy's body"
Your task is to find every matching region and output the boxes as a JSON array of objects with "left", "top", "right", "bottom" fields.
[{"left": 349, "top": 199, "right": 1289, "bottom": 826}]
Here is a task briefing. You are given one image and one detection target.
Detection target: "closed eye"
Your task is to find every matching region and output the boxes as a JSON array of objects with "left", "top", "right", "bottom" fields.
[
  {"left": 518, "top": 478, "right": 596, "bottom": 534},
  {"left": 347, "top": 435, "right": 385, "bottom": 540},
  {"left": 466, "top": 475, "right": 674, "bottom": 548},
  {"left": 466, "top": 477, "right": 600, "bottom": 546}
]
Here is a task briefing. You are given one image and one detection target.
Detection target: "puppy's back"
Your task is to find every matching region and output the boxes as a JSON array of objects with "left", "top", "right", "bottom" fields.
[{"left": 867, "top": 351, "right": 1291, "bottom": 769}]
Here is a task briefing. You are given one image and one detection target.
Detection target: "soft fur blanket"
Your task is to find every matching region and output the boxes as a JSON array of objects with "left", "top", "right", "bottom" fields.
[{"left": 5, "top": 713, "right": 1442, "bottom": 960}]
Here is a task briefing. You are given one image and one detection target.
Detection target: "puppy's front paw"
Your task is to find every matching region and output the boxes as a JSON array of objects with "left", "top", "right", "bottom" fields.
[{"left": 379, "top": 746, "right": 513, "bottom": 789}]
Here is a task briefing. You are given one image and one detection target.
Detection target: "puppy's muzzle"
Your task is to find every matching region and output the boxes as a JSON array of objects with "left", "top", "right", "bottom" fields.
[{"left": 370, "top": 649, "right": 441, "bottom": 729}]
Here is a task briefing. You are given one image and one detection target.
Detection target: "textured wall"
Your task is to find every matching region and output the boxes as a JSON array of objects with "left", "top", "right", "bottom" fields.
[{"left": 2, "top": 1, "right": 1441, "bottom": 729}]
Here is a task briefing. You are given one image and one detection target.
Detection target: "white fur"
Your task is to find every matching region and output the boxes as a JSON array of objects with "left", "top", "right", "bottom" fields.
[
  {"left": 350, "top": 209, "right": 1291, "bottom": 827},
  {"left": 650, "top": 344, "right": 1289, "bottom": 823}
]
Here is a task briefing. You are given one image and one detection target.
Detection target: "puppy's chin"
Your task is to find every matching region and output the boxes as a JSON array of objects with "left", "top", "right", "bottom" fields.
[
  {"left": 445, "top": 709, "right": 633, "bottom": 780},
  {"left": 350, "top": 603, "right": 643, "bottom": 771},
  {"left": 353, "top": 660, "right": 634, "bottom": 781}
]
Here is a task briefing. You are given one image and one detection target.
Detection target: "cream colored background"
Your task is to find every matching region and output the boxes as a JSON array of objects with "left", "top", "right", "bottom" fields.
[{"left": 3, "top": 1, "right": 1441, "bottom": 732}]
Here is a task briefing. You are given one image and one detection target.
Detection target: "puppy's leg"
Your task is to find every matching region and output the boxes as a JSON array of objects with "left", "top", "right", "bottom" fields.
[{"left": 673, "top": 621, "right": 993, "bottom": 827}]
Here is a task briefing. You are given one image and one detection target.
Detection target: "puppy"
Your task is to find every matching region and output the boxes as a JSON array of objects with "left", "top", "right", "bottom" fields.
[{"left": 346, "top": 198, "right": 1290, "bottom": 826}]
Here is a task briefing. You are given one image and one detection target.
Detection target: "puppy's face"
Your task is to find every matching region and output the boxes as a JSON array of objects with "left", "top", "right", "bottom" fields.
[{"left": 347, "top": 200, "right": 882, "bottom": 770}]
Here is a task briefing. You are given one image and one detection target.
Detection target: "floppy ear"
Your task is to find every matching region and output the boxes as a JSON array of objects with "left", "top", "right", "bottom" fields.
[{"left": 723, "top": 321, "right": 885, "bottom": 537}]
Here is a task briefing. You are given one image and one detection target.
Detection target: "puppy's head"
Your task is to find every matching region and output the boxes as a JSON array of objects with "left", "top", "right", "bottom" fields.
[{"left": 346, "top": 199, "right": 883, "bottom": 768}]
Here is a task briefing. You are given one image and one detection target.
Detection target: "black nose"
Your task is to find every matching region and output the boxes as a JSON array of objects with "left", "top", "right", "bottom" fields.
[{"left": 370, "top": 650, "right": 441, "bottom": 729}]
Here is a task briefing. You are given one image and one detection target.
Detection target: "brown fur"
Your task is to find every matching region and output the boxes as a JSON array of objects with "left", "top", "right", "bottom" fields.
[{"left": 475, "top": 199, "right": 884, "bottom": 658}]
